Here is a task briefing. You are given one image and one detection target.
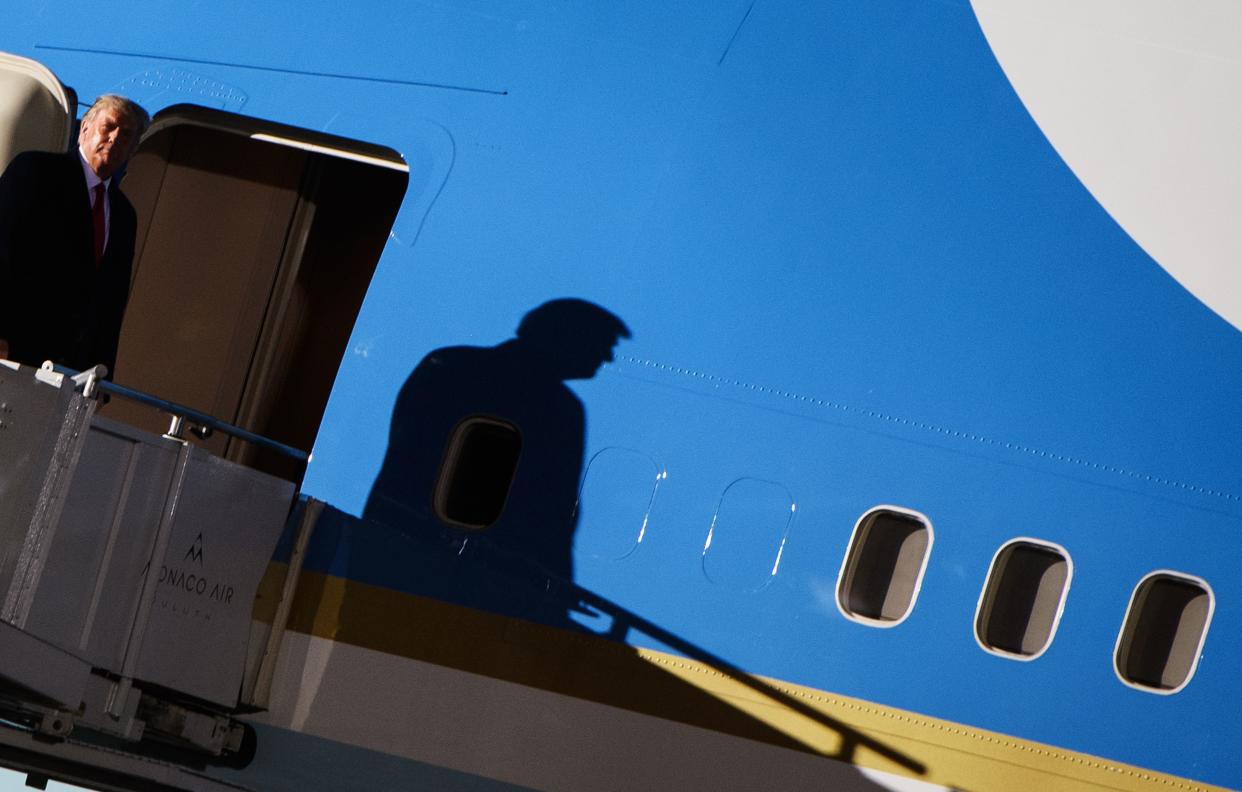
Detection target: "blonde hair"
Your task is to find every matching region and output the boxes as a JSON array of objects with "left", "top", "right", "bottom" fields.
[{"left": 83, "top": 94, "right": 151, "bottom": 137}]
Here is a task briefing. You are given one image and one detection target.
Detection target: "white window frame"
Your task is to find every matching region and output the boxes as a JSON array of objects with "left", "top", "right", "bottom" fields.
[
  {"left": 835, "top": 505, "right": 934, "bottom": 628},
  {"left": 973, "top": 537, "right": 1072, "bottom": 661},
  {"left": 1113, "top": 569, "right": 1215, "bottom": 695}
]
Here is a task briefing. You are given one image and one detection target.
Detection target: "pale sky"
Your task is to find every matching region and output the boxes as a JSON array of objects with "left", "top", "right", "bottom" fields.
[{"left": 0, "top": 767, "right": 85, "bottom": 790}]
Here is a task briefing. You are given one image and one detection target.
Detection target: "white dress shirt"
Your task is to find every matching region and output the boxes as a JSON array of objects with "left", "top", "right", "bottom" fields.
[{"left": 78, "top": 149, "right": 112, "bottom": 253}]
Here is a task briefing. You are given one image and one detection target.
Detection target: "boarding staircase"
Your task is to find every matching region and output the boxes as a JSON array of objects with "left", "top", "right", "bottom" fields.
[{"left": 0, "top": 360, "right": 305, "bottom": 790}]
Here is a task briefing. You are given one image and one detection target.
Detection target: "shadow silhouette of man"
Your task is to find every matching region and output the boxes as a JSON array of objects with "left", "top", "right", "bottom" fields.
[{"left": 363, "top": 298, "right": 630, "bottom": 628}]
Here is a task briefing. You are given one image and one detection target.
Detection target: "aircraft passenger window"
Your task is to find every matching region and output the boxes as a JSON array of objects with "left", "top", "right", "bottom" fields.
[
  {"left": 574, "top": 447, "right": 663, "bottom": 563},
  {"left": 1114, "top": 571, "right": 1213, "bottom": 694},
  {"left": 974, "top": 539, "right": 1071, "bottom": 659},
  {"left": 701, "top": 477, "right": 795, "bottom": 591},
  {"left": 434, "top": 417, "right": 522, "bottom": 530},
  {"left": 836, "top": 506, "right": 932, "bottom": 626}
]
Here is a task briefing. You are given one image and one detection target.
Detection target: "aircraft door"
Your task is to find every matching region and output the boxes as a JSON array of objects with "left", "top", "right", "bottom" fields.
[
  {"left": 0, "top": 51, "right": 75, "bottom": 171},
  {"left": 108, "top": 106, "right": 408, "bottom": 483}
]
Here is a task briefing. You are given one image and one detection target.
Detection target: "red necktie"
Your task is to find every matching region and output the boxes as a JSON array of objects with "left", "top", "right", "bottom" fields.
[{"left": 92, "top": 183, "right": 106, "bottom": 265}]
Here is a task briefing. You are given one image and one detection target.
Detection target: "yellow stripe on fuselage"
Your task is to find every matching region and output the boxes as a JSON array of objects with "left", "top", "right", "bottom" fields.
[{"left": 254, "top": 563, "right": 1223, "bottom": 791}]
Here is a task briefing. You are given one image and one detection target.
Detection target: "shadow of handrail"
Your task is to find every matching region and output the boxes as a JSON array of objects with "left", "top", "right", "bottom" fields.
[
  {"left": 567, "top": 582, "right": 927, "bottom": 775},
  {"left": 312, "top": 503, "right": 929, "bottom": 779}
]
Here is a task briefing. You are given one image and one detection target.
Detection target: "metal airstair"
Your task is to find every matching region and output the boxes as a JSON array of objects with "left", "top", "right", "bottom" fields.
[{"left": 0, "top": 360, "right": 304, "bottom": 790}]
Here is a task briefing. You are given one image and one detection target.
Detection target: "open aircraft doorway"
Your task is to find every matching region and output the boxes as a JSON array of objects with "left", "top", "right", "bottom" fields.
[{"left": 108, "top": 106, "right": 409, "bottom": 483}]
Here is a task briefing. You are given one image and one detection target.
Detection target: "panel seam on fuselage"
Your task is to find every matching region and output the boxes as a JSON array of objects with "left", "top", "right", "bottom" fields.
[{"left": 616, "top": 356, "right": 1241, "bottom": 505}]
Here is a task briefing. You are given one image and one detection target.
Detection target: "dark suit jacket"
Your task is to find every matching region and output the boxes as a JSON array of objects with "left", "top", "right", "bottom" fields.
[{"left": 0, "top": 149, "right": 136, "bottom": 374}]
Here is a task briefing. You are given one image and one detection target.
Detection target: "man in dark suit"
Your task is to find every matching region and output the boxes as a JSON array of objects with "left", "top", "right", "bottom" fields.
[{"left": 0, "top": 94, "right": 149, "bottom": 374}]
